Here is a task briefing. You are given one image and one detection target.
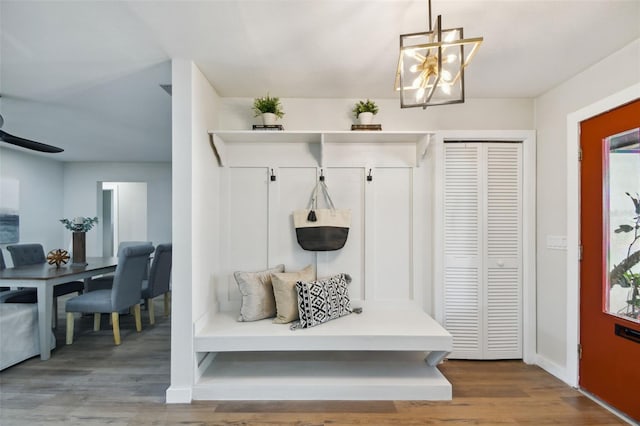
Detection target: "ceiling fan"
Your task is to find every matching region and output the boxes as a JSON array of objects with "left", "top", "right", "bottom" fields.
[{"left": 0, "top": 113, "right": 64, "bottom": 153}]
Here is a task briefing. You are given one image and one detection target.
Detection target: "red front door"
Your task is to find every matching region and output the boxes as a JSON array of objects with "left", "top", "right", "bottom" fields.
[{"left": 579, "top": 99, "right": 640, "bottom": 421}]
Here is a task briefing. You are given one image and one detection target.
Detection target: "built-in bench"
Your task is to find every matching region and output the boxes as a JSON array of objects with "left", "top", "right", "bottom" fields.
[{"left": 193, "top": 302, "right": 453, "bottom": 400}]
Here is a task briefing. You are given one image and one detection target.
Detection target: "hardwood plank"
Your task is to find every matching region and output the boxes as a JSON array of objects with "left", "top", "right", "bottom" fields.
[
  {"left": 0, "top": 296, "right": 630, "bottom": 425},
  {"left": 214, "top": 400, "right": 397, "bottom": 413}
]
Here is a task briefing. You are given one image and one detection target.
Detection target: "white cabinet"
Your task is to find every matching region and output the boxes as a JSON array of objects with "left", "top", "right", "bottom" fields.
[{"left": 442, "top": 142, "right": 523, "bottom": 359}]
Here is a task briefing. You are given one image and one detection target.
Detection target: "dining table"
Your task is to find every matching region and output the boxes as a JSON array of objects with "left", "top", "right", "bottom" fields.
[{"left": 0, "top": 257, "right": 118, "bottom": 360}]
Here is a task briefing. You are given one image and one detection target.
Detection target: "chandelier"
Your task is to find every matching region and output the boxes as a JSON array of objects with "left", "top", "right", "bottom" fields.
[{"left": 395, "top": 0, "right": 483, "bottom": 109}]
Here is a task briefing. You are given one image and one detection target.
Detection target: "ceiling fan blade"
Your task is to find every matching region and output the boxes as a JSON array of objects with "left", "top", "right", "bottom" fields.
[{"left": 0, "top": 129, "right": 64, "bottom": 153}]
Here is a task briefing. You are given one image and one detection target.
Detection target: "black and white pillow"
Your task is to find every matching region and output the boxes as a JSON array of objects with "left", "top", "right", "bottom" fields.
[{"left": 291, "top": 273, "right": 352, "bottom": 330}]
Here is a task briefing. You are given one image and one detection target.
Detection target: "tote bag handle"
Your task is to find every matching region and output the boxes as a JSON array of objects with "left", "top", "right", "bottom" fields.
[{"left": 307, "top": 181, "right": 336, "bottom": 211}]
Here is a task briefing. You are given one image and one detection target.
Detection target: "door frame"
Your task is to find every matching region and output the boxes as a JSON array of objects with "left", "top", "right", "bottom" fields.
[
  {"left": 566, "top": 83, "right": 640, "bottom": 387},
  {"left": 433, "top": 130, "right": 537, "bottom": 364}
]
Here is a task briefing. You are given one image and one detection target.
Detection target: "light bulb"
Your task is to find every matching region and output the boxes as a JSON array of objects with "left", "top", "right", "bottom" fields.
[
  {"left": 416, "top": 87, "right": 425, "bottom": 101},
  {"left": 410, "top": 64, "right": 419, "bottom": 73},
  {"left": 443, "top": 31, "right": 457, "bottom": 43},
  {"left": 440, "top": 83, "right": 451, "bottom": 95},
  {"left": 445, "top": 54, "right": 457, "bottom": 63},
  {"left": 405, "top": 48, "right": 420, "bottom": 60},
  {"left": 412, "top": 76, "right": 422, "bottom": 89},
  {"left": 441, "top": 69, "right": 452, "bottom": 82}
]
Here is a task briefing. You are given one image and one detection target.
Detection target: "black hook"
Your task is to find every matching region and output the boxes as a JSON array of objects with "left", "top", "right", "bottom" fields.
[
  {"left": 270, "top": 168, "right": 276, "bottom": 182},
  {"left": 319, "top": 169, "right": 325, "bottom": 182},
  {"left": 367, "top": 169, "right": 373, "bottom": 182}
]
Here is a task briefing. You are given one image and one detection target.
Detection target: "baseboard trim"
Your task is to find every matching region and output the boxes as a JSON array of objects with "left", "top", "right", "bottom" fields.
[
  {"left": 166, "top": 386, "right": 192, "bottom": 404},
  {"left": 534, "top": 354, "right": 571, "bottom": 385}
]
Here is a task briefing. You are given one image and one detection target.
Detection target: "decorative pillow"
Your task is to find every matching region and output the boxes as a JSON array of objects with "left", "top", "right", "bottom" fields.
[
  {"left": 271, "top": 265, "right": 315, "bottom": 324},
  {"left": 233, "top": 264, "right": 284, "bottom": 322},
  {"left": 291, "top": 273, "right": 352, "bottom": 330}
]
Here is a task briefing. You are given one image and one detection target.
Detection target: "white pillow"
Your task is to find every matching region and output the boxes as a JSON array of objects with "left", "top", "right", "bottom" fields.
[{"left": 233, "top": 264, "right": 284, "bottom": 322}]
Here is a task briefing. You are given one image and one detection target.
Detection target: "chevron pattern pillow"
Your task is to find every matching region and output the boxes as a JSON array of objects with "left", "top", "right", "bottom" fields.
[{"left": 291, "top": 273, "right": 352, "bottom": 330}]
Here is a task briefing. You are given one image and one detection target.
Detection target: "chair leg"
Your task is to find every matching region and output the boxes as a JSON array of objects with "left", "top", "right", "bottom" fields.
[
  {"left": 134, "top": 304, "right": 142, "bottom": 332},
  {"left": 147, "top": 298, "right": 155, "bottom": 325},
  {"left": 93, "top": 313, "right": 101, "bottom": 331},
  {"left": 66, "top": 312, "right": 74, "bottom": 345},
  {"left": 111, "top": 312, "right": 121, "bottom": 345},
  {"left": 164, "top": 292, "right": 171, "bottom": 316}
]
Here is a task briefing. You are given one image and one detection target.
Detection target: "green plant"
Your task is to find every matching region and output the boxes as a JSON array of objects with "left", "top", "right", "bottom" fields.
[
  {"left": 60, "top": 216, "right": 99, "bottom": 232},
  {"left": 352, "top": 99, "right": 379, "bottom": 118},
  {"left": 610, "top": 192, "right": 640, "bottom": 319},
  {"left": 252, "top": 94, "right": 284, "bottom": 118}
]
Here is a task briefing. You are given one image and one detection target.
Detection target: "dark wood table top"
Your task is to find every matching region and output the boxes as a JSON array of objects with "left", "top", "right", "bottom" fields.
[{"left": 0, "top": 257, "right": 118, "bottom": 280}]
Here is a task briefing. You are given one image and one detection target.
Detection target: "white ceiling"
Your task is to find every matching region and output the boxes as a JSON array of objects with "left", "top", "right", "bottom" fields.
[{"left": 0, "top": 0, "right": 638, "bottom": 162}]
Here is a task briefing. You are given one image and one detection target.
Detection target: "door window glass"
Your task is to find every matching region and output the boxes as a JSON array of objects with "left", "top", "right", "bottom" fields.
[{"left": 605, "top": 127, "right": 640, "bottom": 323}]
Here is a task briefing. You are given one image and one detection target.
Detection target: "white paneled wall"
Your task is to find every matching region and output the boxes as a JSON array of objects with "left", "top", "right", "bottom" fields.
[
  {"left": 270, "top": 167, "right": 317, "bottom": 270},
  {"left": 371, "top": 168, "right": 413, "bottom": 301},
  {"left": 218, "top": 165, "right": 418, "bottom": 310},
  {"left": 316, "top": 168, "right": 365, "bottom": 300},
  {"left": 224, "top": 167, "right": 269, "bottom": 305}
]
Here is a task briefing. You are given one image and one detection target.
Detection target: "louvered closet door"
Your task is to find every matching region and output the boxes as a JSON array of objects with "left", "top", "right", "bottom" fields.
[
  {"left": 444, "top": 144, "right": 482, "bottom": 357},
  {"left": 443, "top": 142, "right": 523, "bottom": 359}
]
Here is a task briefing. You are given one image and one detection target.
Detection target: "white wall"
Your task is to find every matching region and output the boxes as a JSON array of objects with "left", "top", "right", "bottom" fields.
[
  {"left": 219, "top": 97, "right": 534, "bottom": 131},
  {"left": 167, "top": 59, "right": 221, "bottom": 403},
  {"left": 62, "top": 162, "right": 171, "bottom": 256},
  {"left": 0, "top": 148, "right": 65, "bottom": 266},
  {"left": 191, "top": 65, "right": 222, "bottom": 322},
  {"left": 534, "top": 38, "right": 640, "bottom": 378}
]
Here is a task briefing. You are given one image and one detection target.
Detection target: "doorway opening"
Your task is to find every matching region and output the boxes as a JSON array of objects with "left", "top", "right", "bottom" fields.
[{"left": 101, "top": 182, "right": 148, "bottom": 256}]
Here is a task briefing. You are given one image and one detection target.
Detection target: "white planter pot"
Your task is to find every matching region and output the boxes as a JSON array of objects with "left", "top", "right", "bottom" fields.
[
  {"left": 262, "top": 113, "right": 277, "bottom": 125},
  {"left": 358, "top": 112, "right": 374, "bottom": 125}
]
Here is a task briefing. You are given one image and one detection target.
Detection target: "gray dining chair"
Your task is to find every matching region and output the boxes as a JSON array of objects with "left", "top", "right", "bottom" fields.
[
  {"left": 141, "top": 243, "right": 172, "bottom": 325},
  {"left": 0, "top": 249, "right": 37, "bottom": 303},
  {"left": 4, "top": 244, "right": 85, "bottom": 325},
  {"left": 88, "top": 241, "right": 153, "bottom": 291},
  {"left": 65, "top": 244, "right": 154, "bottom": 345}
]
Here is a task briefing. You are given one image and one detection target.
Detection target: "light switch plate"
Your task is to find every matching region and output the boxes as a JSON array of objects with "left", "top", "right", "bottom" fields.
[{"left": 546, "top": 235, "right": 567, "bottom": 250}]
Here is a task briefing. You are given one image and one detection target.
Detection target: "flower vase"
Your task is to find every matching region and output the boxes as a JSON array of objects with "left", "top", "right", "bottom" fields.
[{"left": 72, "top": 231, "right": 87, "bottom": 266}]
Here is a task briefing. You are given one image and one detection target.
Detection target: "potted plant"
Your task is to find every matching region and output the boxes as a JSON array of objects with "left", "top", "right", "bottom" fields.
[
  {"left": 253, "top": 94, "right": 284, "bottom": 125},
  {"left": 352, "top": 99, "right": 379, "bottom": 125},
  {"left": 60, "top": 216, "right": 99, "bottom": 265},
  {"left": 610, "top": 192, "right": 640, "bottom": 320}
]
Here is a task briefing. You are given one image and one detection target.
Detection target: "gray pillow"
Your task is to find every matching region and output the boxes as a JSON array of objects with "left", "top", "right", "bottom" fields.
[
  {"left": 271, "top": 265, "right": 315, "bottom": 324},
  {"left": 233, "top": 264, "right": 284, "bottom": 322}
]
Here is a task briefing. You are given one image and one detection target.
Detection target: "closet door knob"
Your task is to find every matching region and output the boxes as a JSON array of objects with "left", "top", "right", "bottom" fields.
[{"left": 497, "top": 260, "right": 505, "bottom": 267}]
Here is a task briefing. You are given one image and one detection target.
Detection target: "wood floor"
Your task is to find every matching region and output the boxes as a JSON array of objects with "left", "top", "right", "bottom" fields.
[{"left": 0, "top": 297, "right": 629, "bottom": 426}]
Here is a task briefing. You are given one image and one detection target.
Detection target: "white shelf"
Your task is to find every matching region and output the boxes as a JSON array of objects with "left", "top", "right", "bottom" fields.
[
  {"left": 211, "top": 130, "right": 321, "bottom": 144},
  {"left": 208, "top": 130, "right": 434, "bottom": 167},
  {"left": 193, "top": 351, "right": 452, "bottom": 401}
]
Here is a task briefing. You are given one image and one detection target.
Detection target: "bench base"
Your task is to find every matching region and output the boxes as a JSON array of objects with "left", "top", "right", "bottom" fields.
[{"left": 193, "top": 351, "right": 452, "bottom": 401}]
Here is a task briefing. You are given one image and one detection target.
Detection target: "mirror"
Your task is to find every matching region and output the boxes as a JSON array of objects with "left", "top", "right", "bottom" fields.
[{"left": 605, "top": 127, "right": 640, "bottom": 323}]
